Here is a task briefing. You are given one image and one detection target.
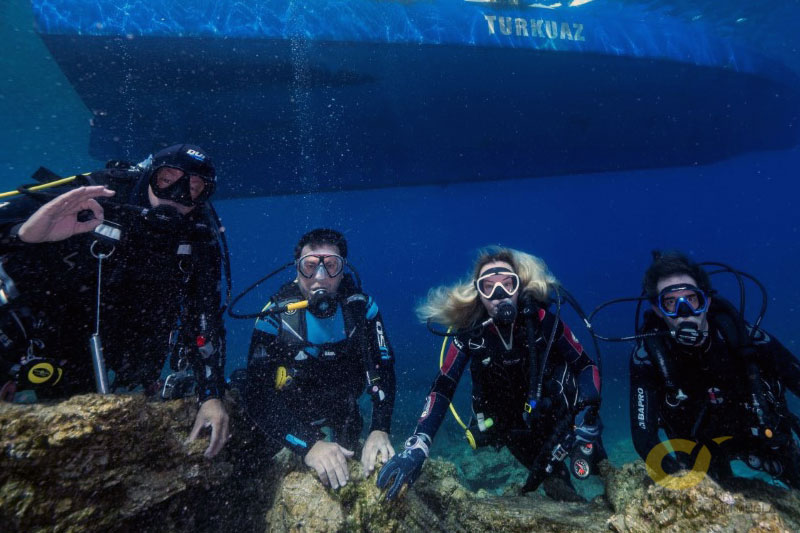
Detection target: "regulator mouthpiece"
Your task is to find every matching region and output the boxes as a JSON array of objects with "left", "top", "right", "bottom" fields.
[
  {"left": 672, "top": 321, "right": 706, "bottom": 346},
  {"left": 308, "top": 289, "right": 337, "bottom": 318},
  {"left": 494, "top": 301, "right": 517, "bottom": 325}
]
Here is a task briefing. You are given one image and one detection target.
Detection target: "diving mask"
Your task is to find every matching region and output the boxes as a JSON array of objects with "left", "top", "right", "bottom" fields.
[
  {"left": 656, "top": 284, "right": 708, "bottom": 318},
  {"left": 296, "top": 254, "right": 345, "bottom": 279},
  {"left": 476, "top": 268, "right": 520, "bottom": 300},
  {"left": 150, "top": 167, "right": 214, "bottom": 207},
  {"left": 148, "top": 144, "right": 216, "bottom": 207}
]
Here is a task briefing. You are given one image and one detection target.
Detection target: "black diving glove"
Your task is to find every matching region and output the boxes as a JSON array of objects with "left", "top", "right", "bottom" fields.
[
  {"left": 376, "top": 434, "right": 430, "bottom": 500},
  {"left": 15, "top": 356, "right": 64, "bottom": 389}
]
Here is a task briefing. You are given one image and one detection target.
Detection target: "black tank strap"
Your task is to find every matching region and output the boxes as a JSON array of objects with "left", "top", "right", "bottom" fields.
[{"left": 341, "top": 290, "right": 378, "bottom": 386}]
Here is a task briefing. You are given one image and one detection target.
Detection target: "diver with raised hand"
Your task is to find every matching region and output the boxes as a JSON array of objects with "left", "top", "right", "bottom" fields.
[
  {"left": 630, "top": 251, "right": 800, "bottom": 488},
  {"left": 242, "top": 229, "right": 396, "bottom": 489},
  {"left": 377, "top": 247, "right": 604, "bottom": 501},
  {"left": 0, "top": 144, "right": 229, "bottom": 458}
]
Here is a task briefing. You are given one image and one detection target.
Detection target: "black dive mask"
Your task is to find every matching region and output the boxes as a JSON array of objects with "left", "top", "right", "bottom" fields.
[
  {"left": 308, "top": 289, "right": 338, "bottom": 319},
  {"left": 494, "top": 300, "right": 517, "bottom": 325},
  {"left": 147, "top": 144, "right": 216, "bottom": 207},
  {"left": 150, "top": 170, "right": 213, "bottom": 207}
]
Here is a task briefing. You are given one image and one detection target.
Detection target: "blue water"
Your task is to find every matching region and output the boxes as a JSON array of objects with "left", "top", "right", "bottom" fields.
[
  {"left": 219, "top": 148, "right": 800, "bottom": 458},
  {"left": 2, "top": 0, "right": 800, "bottom": 486}
]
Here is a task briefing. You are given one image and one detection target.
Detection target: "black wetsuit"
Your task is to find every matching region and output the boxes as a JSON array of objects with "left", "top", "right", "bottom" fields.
[
  {"left": 630, "top": 306, "right": 800, "bottom": 488},
  {"left": 413, "top": 307, "right": 602, "bottom": 479},
  {"left": 245, "top": 276, "right": 396, "bottom": 457},
  {"left": 0, "top": 166, "right": 226, "bottom": 401}
]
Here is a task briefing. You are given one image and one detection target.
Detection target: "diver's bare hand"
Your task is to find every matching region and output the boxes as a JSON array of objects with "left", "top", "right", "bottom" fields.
[
  {"left": 186, "top": 398, "right": 230, "bottom": 458},
  {"left": 304, "top": 441, "right": 354, "bottom": 489},
  {"left": 361, "top": 430, "right": 395, "bottom": 477},
  {"left": 18, "top": 185, "right": 115, "bottom": 243}
]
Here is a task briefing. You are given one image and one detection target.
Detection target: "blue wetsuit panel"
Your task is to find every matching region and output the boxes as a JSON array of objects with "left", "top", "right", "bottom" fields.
[{"left": 305, "top": 308, "right": 346, "bottom": 347}]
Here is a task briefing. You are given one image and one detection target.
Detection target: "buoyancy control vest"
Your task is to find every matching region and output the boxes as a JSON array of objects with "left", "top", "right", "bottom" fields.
[
  {"left": 267, "top": 274, "right": 389, "bottom": 404},
  {"left": 642, "top": 297, "right": 785, "bottom": 441}
]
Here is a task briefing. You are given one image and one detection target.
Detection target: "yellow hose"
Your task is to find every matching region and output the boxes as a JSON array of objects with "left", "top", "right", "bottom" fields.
[{"left": 0, "top": 174, "right": 89, "bottom": 199}]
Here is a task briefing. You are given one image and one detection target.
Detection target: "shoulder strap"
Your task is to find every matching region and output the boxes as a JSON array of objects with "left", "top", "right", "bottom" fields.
[
  {"left": 708, "top": 297, "right": 749, "bottom": 349},
  {"left": 709, "top": 297, "right": 775, "bottom": 434},
  {"left": 639, "top": 310, "right": 688, "bottom": 406},
  {"left": 341, "top": 287, "right": 391, "bottom": 400},
  {"left": 271, "top": 282, "right": 306, "bottom": 345}
]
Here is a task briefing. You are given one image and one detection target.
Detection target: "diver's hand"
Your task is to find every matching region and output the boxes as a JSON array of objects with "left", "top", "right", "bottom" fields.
[
  {"left": 573, "top": 406, "right": 601, "bottom": 446},
  {"left": 361, "top": 430, "right": 396, "bottom": 477},
  {"left": 18, "top": 185, "right": 115, "bottom": 243},
  {"left": 376, "top": 434, "right": 429, "bottom": 500},
  {"left": 304, "top": 441, "right": 355, "bottom": 489},
  {"left": 186, "top": 398, "right": 230, "bottom": 458}
]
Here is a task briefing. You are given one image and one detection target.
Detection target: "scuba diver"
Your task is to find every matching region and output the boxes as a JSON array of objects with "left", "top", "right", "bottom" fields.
[
  {"left": 377, "top": 247, "right": 604, "bottom": 501},
  {"left": 242, "top": 228, "right": 396, "bottom": 489},
  {"left": 0, "top": 144, "right": 229, "bottom": 458},
  {"left": 629, "top": 250, "right": 800, "bottom": 488}
]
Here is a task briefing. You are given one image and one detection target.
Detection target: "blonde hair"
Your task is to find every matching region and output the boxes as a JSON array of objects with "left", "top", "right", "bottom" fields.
[{"left": 417, "top": 247, "right": 557, "bottom": 330}]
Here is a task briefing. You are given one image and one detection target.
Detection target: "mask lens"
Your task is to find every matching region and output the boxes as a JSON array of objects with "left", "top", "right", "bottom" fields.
[
  {"left": 155, "top": 168, "right": 180, "bottom": 190},
  {"left": 298, "top": 256, "right": 321, "bottom": 278},
  {"left": 322, "top": 255, "right": 344, "bottom": 277},
  {"left": 187, "top": 175, "right": 207, "bottom": 198},
  {"left": 661, "top": 296, "right": 676, "bottom": 314}
]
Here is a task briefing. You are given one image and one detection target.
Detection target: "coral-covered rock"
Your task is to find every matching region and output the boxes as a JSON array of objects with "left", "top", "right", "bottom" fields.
[
  {"left": 0, "top": 393, "right": 277, "bottom": 532},
  {"left": 603, "top": 460, "right": 800, "bottom": 533},
  {"left": 2, "top": 395, "right": 800, "bottom": 533}
]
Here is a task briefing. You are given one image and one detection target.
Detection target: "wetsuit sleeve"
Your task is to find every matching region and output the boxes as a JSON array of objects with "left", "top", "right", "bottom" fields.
[
  {"left": 0, "top": 195, "right": 44, "bottom": 252},
  {"left": 751, "top": 326, "right": 800, "bottom": 398},
  {"left": 411, "top": 338, "right": 470, "bottom": 441},
  {"left": 363, "top": 298, "right": 396, "bottom": 434},
  {"left": 541, "top": 309, "right": 601, "bottom": 409},
  {"left": 244, "top": 316, "right": 325, "bottom": 456},
  {"left": 184, "top": 236, "right": 226, "bottom": 403},
  {"left": 629, "top": 342, "right": 670, "bottom": 466}
]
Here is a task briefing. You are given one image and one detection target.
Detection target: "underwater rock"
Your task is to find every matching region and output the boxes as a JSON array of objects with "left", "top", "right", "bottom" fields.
[
  {"left": 602, "top": 460, "right": 800, "bottom": 533},
  {"left": 2, "top": 394, "right": 800, "bottom": 532},
  {"left": 0, "top": 393, "right": 279, "bottom": 533},
  {"left": 264, "top": 456, "right": 610, "bottom": 533}
]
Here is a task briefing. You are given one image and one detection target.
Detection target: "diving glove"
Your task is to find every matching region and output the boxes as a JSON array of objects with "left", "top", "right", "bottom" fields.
[
  {"left": 573, "top": 406, "right": 601, "bottom": 446},
  {"left": 16, "top": 357, "right": 64, "bottom": 389},
  {"left": 376, "top": 434, "right": 430, "bottom": 500}
]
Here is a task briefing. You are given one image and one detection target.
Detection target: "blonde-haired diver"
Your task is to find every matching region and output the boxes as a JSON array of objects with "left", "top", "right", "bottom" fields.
[
  {"left": 377, "top": 247, "right": 604, "bottom": 501},
  {"left": 416, "top": 247, "right": 555, "bottom": 330}
]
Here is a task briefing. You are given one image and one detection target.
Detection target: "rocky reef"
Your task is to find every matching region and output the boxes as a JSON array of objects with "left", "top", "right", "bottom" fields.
[{"left": 2, "top": 394, "right": 799, "bottom": 532}]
